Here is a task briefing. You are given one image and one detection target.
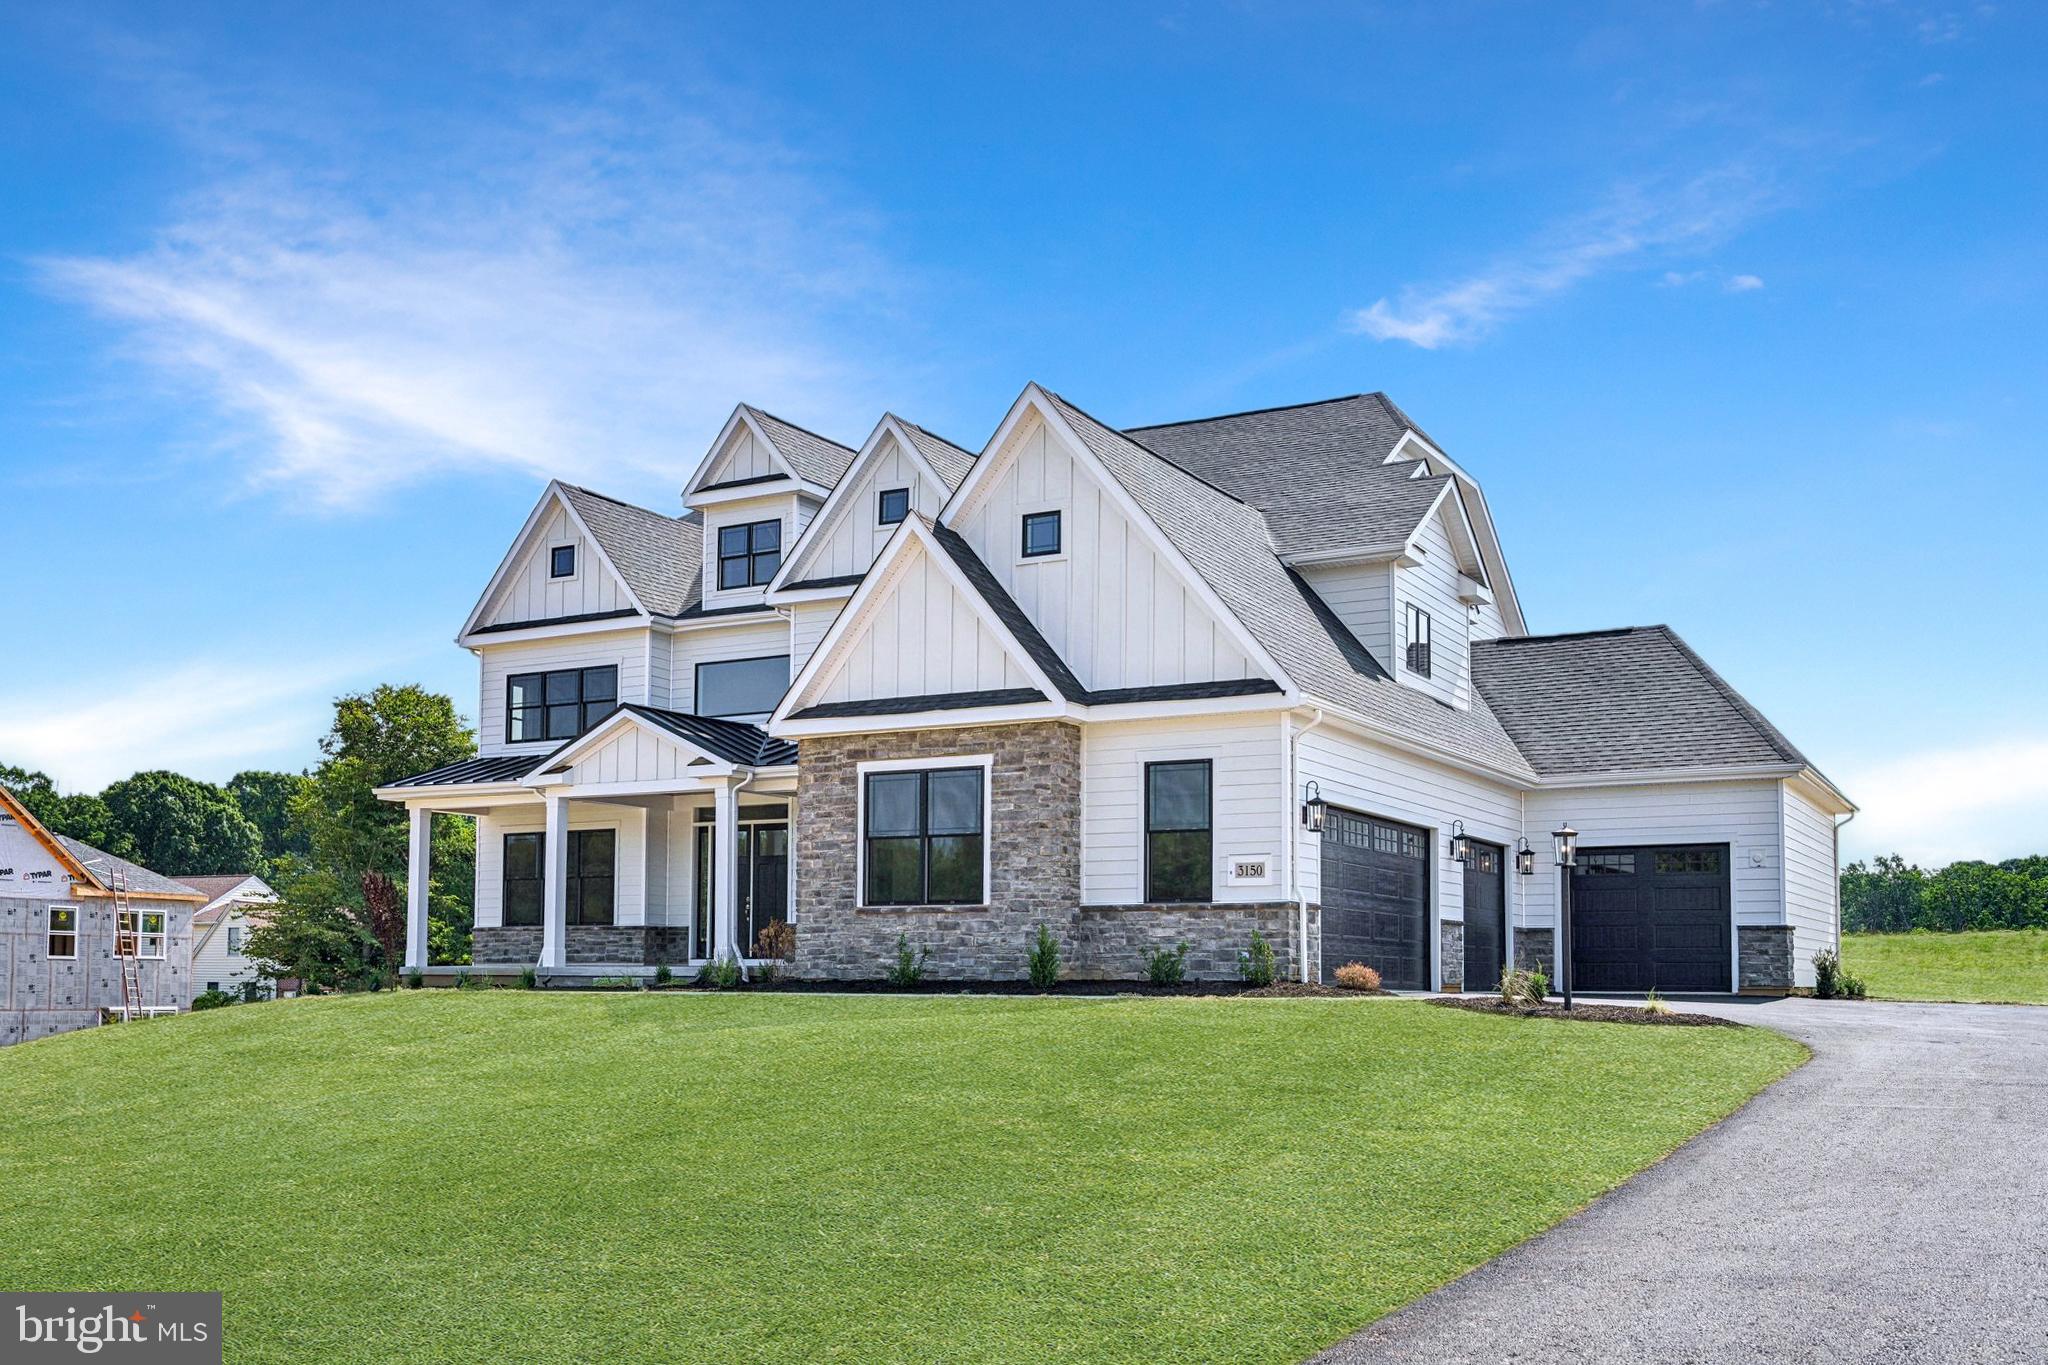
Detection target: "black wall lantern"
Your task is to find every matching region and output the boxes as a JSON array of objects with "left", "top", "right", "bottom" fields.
[
  {"left": 1514, "top": 838, "right": 1535, "bottom": 876},
  {"left": 1449, "top": 820, "right": 1471, "bottom": 864},
  {"left": 1300, "top": 781, "right": 1327, "bottom": 832}
]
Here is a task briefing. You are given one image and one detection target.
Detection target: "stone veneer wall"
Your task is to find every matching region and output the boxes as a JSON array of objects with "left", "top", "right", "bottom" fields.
[
  {"left": 1072, "top": 903, "right": 1312, "bottom": 982},
  {"left": 471, "top": 925, "right": 687, "bottom": 966},
  {"left": 1438, "top": 921, "right": 1466, "bottom": 991},
  {"left": 794, "top": 722, "right": 1083, "bottom": 981},
  {"left": 1738, "top": 924, "right": 1795, "bottom": 993}
]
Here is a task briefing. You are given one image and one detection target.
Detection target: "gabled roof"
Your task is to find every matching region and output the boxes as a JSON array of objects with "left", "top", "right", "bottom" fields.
[
  {"left": 184, "top": 874, "right": 277, "bottom": 926},
  {"left": 54, "top": 837, "right": 205, "bottom": 901},
  {"left": 557, "top": 485, "right": 697, "bottom": 617},
  {"left": 1470, "top": 626, "right": 1815, "bottom": 779},
  {"left": 927, "top": 522, "right": 1088, "bottom": 703},
  {"left": 616, "top": 705, "right": 797, "bottom": 768},
  {"left": 740, "top": 406, "right": 858, "bottom": 487},
  {"left": 895, "top": 418, "right": 976, "bottom": 491}
]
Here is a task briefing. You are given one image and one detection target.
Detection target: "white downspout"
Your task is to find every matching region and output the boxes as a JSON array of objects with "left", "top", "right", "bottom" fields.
[
  {"left": 1287, "top": 706, "right": 1328, "bottom": 984},
  {"left": 1832, "top": 808, "right": 1857, "bottom": 954}
]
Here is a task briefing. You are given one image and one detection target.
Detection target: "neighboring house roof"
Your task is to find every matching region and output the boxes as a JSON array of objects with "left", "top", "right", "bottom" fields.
[
  {"left": 741, "top": 405, "right": 858, "bottom": 487},
  {"left": 179, "top": 874, "right": 278, "bottom": 926},
  {"left": 1046, "top": 391, "right": 1538, "bottom": 780},
  {"left": 557, "top": 484, "right": 698, "bottom": 618},
  {"left": 895, "top": 418, "right": 977, "bottom": 491},
  {"left": 1470, "top": 626, "right": 1812, "bottom": 778},
  {"left": 1126, "top": 393, "right": 1451, "bottom": 557},
  {"left": 52, "top": 836, "right": 205, "bottom": 901}
]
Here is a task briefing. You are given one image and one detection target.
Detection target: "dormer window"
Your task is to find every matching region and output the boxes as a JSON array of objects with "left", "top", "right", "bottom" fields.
[
  {"left": 549, "top": 545, "right": 576, "bottom": 578},
  {"left": 718, "top": 520, "right": 781, "bottom": 589},
  {"left": 877, "top": 487, "right": 910, "bottom": 526},
  {"left": 1405, "top": 604, "right": 1433, "bottom": 678},
  {"left": 1021, "top": 510, "right": 1062, "bottom": 559}
]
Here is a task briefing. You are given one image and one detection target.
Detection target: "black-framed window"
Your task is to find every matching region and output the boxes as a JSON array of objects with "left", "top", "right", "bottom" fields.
[
  {"left": 1021, "top": 510, "right": 1062, "bottom": 558},
  {"left": 877, "top": 487, "right": 910, "bottom": 525},
  {"left": 864, "top": 767, "right": 984, "bottom": 906},
  {"left": 717, "top": 519, "right": 781, "bottom": 589},
  {"left": 694, "top": 655, "right": 790, "bottom": 719},
  {"left": 1404, "top": 603, "right": 1433, "bottom": 677},
  {"left": 502, "top": 829, "right": 616, "bottom": 926},
  {"left": 504, "top": 832, "right": 543, "bottom": 925},
  {"left": 1144, "top": 760, "right": 1212, "bottom": 903},
  {"left": 549, "top": 544, "right": 576, "bottom": 578},
  {"left": 568, "top": 829, "right": 615, "bottom": 925},
  {"left": 507, "top": 666, "right": 616, "bottom": 743}
]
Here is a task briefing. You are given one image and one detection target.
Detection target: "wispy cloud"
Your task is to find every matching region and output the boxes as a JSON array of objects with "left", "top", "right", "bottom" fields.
[
  {"left": 1347, "top": 163, "right": 1781, "bottom": 348},
  {"left": 1838, "top": 735, "right": 2048, "bottom": 866},
  {"left": 38, "top": 65, "right": 905, "bottom": 507},
  {"left": 0, "top": 657, "right": 377, "bottom": 790},
  {"left": 1724, "top": 273, "right": 1766, "bottom": 291}
]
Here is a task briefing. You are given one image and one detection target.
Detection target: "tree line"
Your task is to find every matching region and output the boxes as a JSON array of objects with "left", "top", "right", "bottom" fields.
[
  {"left": 4, "top": 683, "right": 478, "bottom": 989},
  {"left": 1841, "top": 854, "right": 2048, "bottom": 934}
]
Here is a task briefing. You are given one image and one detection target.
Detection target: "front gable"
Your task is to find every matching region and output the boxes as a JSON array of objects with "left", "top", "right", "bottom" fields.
[
  {"left": 463, "top": 485, "right": 646, "bottom": 638},
  {"left": 528, "top": 710, "right": 737, "bottom": 790},
  {"left": 0, "top": 788, "right": 95, "bottom": 899},
  {"left": 769, "top": 415, "right": 955, "bottom": 595},
  {"left": 941, "top": 392, "right": 1263, "bottom": 695}
]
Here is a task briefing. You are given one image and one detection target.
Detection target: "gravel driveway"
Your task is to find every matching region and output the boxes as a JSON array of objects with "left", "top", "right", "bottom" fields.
[{"left": 1314, "top": 998, "right": 2048, "bottom": 1364}]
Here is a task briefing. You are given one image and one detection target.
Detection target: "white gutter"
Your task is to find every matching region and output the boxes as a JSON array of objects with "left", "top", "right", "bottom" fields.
[{"left": 1286, "top": 706, "right": 1328, "bottom": 984}]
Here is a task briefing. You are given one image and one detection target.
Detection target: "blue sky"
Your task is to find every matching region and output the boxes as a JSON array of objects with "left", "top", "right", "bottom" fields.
[{"left": 0, "top": 1, "right": 2041, "bottom": 864}]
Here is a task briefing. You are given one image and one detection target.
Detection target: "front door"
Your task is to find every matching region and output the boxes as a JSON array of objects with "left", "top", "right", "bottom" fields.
[
  {"left": 1462, "top": 842, "right": 1506, "bottom": 992},
  {"left": 737, "top": 822, "right": 789, "bottom": 958}
]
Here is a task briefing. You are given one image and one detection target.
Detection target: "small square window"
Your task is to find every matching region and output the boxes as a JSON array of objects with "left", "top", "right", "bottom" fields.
[
  {"left": 1022, "top": 511, "right": 1062, "bottom": 558},
  {"left": 877, "top": 487, "right": 910, "bottom": 525},
  {"left": 549, "top": 545, "right": 576, "bottom": 578}
]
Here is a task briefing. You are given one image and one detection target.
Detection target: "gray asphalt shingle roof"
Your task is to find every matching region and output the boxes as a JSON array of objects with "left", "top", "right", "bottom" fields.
[
  {"left": 895, "top": 418, "right": 977, "bottom": 491},
  {"left": 1470, "top": 627, "right": 1810, "bottom": 777},
  {"left": 743, "top": 406, "right": 858, "bottom": 487},
  {"left": 53, "top": 837, "right": 204, "bottom": 899},
  {"left": 558, "top": 484, "right": 698, "bottom": 618}
]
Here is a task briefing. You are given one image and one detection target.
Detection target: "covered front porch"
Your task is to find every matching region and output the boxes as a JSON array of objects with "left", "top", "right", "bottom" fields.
[{"left": 377, "top": 705, "right": 799, "bottom": 979}]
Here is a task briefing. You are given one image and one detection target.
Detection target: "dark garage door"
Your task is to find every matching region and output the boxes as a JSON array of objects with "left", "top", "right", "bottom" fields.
[
  {"left": 1321, "top": 810, "right": 1430, "bottom": 989},
  {"left": 1571, "top": 844, "right": 1731, "bottom": 993}
]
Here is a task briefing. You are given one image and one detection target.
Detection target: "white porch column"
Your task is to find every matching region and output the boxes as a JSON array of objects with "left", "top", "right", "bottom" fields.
[
  {"left": 541, "top": 791, "right": 570, "bottom": 971},
  {"left": 712, "top": 778, "right": 740, "bottom": 963},
  {"left": 404, "top": 805, "right": 431, "bottom": 972}
]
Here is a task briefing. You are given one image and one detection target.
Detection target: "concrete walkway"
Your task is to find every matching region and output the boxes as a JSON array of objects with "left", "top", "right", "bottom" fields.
[{"left": 1315, "top": 998, "right": 2048, "bottom": 1365}]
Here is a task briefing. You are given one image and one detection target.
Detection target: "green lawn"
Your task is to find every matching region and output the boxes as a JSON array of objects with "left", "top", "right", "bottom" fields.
[
  {"left": 1844, "top": 928, "right": 2048, "bottom": 1004},
  {"left": 0, "top": 992, "right": 1802, "bottom": 1364}
]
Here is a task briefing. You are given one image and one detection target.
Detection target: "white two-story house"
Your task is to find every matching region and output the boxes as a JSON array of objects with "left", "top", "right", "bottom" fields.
[{"left": 378, "top": 387, "right": 1854, "bottom": 993}]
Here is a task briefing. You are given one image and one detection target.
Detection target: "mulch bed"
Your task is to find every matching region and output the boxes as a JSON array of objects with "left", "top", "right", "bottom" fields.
[
  {"left": 642, "top": 977, "right": 1387, "bottom": 998},
  {"left": 1430, "top": 996, "right": 1742, "bottom": 1027}
]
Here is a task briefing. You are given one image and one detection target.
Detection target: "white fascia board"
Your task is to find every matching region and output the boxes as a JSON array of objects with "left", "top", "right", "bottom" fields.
[
  {"left": 528, "top": 775, "right": 729, "bottom": 799},
  {"left": 762, "top": 582, "right": 858, "bottom": 606},
  {"left": 1406, "top": 481, "right": 1488, "bottom": 585},
  {"left": 1281, "top": 544, "right": 1406, "bottom": 567},
  {"left": 656, "top": 609, "right": 786, "bottom": 636},
  {"left": 1301, "top": 701, "right": 1539, "bottom": 790},
  {"left": 457, "top": 616, "right": 651, "bottom": 649},
  {"left": 1079, "top": 693, "right": 1293, "bottom": 723},
  {"left": 686, "top": 478, "right": 815, "bottom": 510},
  {"left": 948, "top": 384, "right": 1297, "bottom": 696},
  {"left": 1529, "top": 763, "right": 1806, "bottom": 790},
  {"left": 767, "top": 414, "right": 944, "bottom": 594},
  {"left": 372, "top": 785, "right": 538, "bottom": 808},
  {"left": 1383, "top": 429, "right": 1527, "bottom": 636},
  {"left": 1789, "top": 766, "right": 1859, "bottom": 815},
  {"left": 774, "top": 700, "right": 1070, "bottom": 738}
]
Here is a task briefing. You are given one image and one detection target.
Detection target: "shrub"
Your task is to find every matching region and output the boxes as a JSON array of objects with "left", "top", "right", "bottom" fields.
[
  {"left": 1145, "top": 941, "right": 1190, "bottom": 986},
  {"left": 1027, "top": 924, "right": 1061, "bottom": 989},
  {"left": 404, "top": 969, "right": 425, "bottom": 990},
  {"left": 886, "top": 934, "right": 932, "bottom": 988},
  {"left": 191, "top": 988, "right": 237, "bottom": 1011},
  {"left": 1237, "top": 929, "right": 1277, "bottom": 987},
  {"left": 653, "top": 964, "right": 673, "bottom": 987},
  {"left": 753, "top": 919, "right": 797, "bottom": 963},
  {"left": 1334, "top": 962, "right": 1381, "bottom": 992},
  {"left": 1812, "top": 948, "right": 1870, "bottom": 1000},
  {"left": 1500, "top": 967, "right": 1548, "bottom": 1008},
  {"left": 517, "top": 966, "right": 538, "bottom": 990},
  {"left": 698, "top": 957, "right": 742, "bottom": 990},
  {"left": 1642, "top": 988, "right": 1674, "bottom": 1016},
  {"left": 457, "top": 972, "right": 492, "bottom": 991}
]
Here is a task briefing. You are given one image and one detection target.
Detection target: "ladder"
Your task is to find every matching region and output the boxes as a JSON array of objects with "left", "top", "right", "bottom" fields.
[{"left": 111, "top": 873, "right": 144, "bottom": 1022}]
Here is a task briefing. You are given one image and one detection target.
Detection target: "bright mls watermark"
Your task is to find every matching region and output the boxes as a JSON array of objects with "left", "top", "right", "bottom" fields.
[{"left": 4, "top": 1294, "right": 220, "bottom": 1362}]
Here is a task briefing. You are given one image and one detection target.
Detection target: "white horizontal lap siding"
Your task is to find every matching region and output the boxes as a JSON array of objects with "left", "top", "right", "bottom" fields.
[
  {"left": 803, "top": 435, "right": 942, "bottom": 582},
  {"left": 1298, "top": 561, "right": 1394, "bottom": 672},
  {"left": 191, "top": 915, "right": 263, "bottom": 992},
  {"left": 479, "top": 504, "right": 629, "bottom": 628},
  {"left": 1519, "top": 781, "right": 1782, "bottom": 931},
  {"left": 788, "top": 600, "right": 842, "bottom": 676},
  {"left": 1781, "top": 779, "right": 1841, "bottom": 986},
  {"left": 954, "top": 414, "right": 1254, "bottom": 692},
  {"left": 1294, "top": 726, "right": 1522, "bottom": 929},
  {"left": 1396, "top": 508, "right": 1471, "bottom": 709},
  {"left": 1081, "top": 712, "right": 1285, "bottom": 905},
  {"left": 473, "top": 804, "right": 647, "bottom": 927},
  {"left": 670, "top": 619, "right": 792, "bottom": 714},
  {"left": 1468, "top": 596, "right": 1507, "bottom": 643},
  {"left": 816, "top": 544, "right": 1029, "bottom": 705},
  {"left": 477, "top": 629, "right": 649, "bottom": 757}
]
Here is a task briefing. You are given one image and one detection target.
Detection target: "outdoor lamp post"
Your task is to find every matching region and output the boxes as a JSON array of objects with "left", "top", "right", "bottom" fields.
[{"left": 1553, "top": 823, "right": 1578, "bottom": 1010}]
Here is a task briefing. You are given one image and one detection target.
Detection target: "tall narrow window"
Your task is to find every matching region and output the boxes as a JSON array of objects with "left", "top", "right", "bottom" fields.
[
  {"left": 718, "top": 519, "right": 781, "bottom": 589},
  {"left": 227, "top": 925, "right": 243, "bottom": 955},
  {"left": 877, "top": 487, "right": 910, "bottom": 525},
  {"left": 1145, "top": 760, "right": 1212, "bottom": 903},
  {"left": 863, "top": 767, "right": 985, "bottom": 906},
  {"left": 549, "top": 545, "right": 576, "bottom": 578},
  {"left": 1404, "top": 603, "right": 1433, "bottom": 678},
  {"left": 507, "top": 666, "right": 617, "bottom": 743},
  {"left": 1021, "top": 510, "right": 1062, "bottom": 558},
  {"left": 47, "top": 908, "right": 77, "bottom": 959},
  {"left": 692, "top": 825, "right": 714, "bottom": 960},
  {"left": 568, "top": 829, "right": 615, "bottom": 926},
  {"left": 503, "top": 832, "right": 544, "bottom": 927}
]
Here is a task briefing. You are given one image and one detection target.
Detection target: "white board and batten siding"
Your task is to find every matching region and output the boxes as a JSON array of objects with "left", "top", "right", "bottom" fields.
[
  {"left": 1293, "top": 723, "right": 1523, "bottom": 934},
  {"left": 788, "top": 599, "right": 842, "bottom": 676},
  {"left": 1081, "top": 713, "right": 1287, "bottom": 906},
  {"left": 950, "top": 414, "right": 1258, "bottom": 693},
  {"left": 476, "top": 629, "right": 650, "bottom": 758},
  {"left": 477, "top": 503, "right": 634, "bottom": 629},
  {"left": 791, "top": 433, "right": 946, "bottom": 583},
  {"left": 473, "top": 805, "right": 650, "bottom": 928},
  {"left": 1781, "top": 776, "right": 1843, "bottom": 986},
  {"left": 669, "top": 618, "right": 794, "bottom": 715},
  {"left": 1519, "top": 781, "right": 1784, "bottom": 933},
  {"left": 1394, "top": 505, "right": 1473, "bottom": 710},
  {"left": 811, "top": 541, "right": 1034, "bottom": 707}
]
